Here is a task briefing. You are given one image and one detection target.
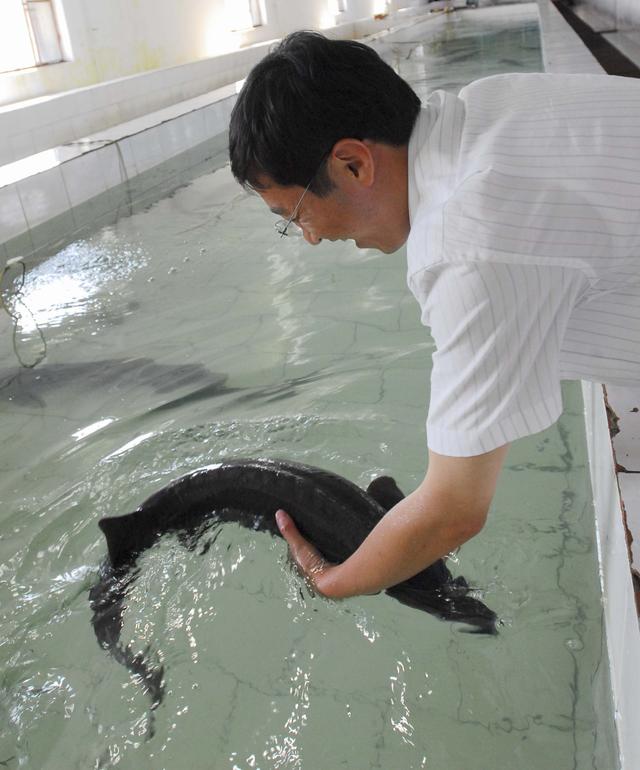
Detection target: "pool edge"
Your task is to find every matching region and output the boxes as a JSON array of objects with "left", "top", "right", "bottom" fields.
[{"left": 582, "top": 382, "right": 640, "bottom": 769}]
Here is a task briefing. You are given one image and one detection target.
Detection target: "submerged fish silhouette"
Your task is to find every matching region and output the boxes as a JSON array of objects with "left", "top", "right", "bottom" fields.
[
  {"left": 0, "top": 357, "right": 230, "bottom": 407},
  {"left": 89, "top": 458, "right": 497, "bottom": 727},
  {"left": 1, "top": 357, "right": 333, "bottom": 413}
]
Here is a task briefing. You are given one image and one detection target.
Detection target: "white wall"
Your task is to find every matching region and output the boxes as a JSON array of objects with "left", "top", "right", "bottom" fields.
[
  {"left": 578, "top": 0, "right": 640, "bottom": 29},
  {"left": 0, "top": 0, "right": 427, "bottom": 167},
  {"left": 1, "top": 0, "right": 422, "bottom": 106},
  {"left": 617, "top": 0, "right": 640, "bottom": 29}
]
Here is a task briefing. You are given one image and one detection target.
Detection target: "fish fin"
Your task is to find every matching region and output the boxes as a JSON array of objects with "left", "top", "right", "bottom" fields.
[
  {"left": 98, "top": 512, "right": 152, "bottom": 567},
  {"left": 386, "top": 583, "right": 498, "bottom": 634},
  {"left": 365, "top": 476, "right": 405, "bottom": 511}
]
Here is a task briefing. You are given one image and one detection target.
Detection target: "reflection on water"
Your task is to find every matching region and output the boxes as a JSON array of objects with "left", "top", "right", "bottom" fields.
[
  {"left": 0, "top": 6, "right": 620, "bottom": 770},
  {"left": 5, "top": 233, "right": 147, "bottom": 330}
]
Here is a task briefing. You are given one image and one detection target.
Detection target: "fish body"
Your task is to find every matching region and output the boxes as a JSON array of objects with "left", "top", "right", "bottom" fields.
[{"left": 90, "top": 458, "right": 497, "bottom": 724}]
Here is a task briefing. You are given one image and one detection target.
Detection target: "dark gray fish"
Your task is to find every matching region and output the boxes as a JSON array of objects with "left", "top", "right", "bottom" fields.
[{"left": 89, "top": 458, "right": 497, "bottom": 731}]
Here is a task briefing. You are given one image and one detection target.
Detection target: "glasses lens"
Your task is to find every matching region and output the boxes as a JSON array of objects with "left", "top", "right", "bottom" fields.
[{"left": 274, "top": 219, "right": 303, "bottom": 238}]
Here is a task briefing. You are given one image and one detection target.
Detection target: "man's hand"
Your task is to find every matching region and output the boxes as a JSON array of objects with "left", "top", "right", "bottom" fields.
[{"left": 275, "top": 509, "right": 338, "bottom": 595}]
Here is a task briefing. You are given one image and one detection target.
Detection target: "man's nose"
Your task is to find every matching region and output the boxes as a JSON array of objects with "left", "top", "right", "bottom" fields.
[{"left": 303, "top": 229, "right": 321, "bottom": 245}]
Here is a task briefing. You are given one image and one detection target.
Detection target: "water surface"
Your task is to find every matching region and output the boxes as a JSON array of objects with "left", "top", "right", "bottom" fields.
[{"left": 0, "top": 7, "right": 619, "bottom": 769}]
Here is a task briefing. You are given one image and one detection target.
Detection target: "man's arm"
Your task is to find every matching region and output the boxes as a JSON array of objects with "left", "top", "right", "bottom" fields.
[{"left": 275, "top": 444, "right": 509, "bottom": 599}]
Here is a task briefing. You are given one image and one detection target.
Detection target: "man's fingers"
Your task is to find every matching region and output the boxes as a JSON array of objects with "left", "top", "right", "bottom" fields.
[
  {"left": 275, "top": 509, "right": 328, "bottom": 579},
  {"left": 275, "top": 509, "right": 293, "bottom": 536}
]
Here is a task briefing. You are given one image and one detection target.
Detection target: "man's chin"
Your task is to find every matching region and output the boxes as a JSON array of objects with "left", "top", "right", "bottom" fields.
[
  {"left": 355, "top": 240, "right": 400, "bottom": 254},
  {"left": 353, "top": 236, "right": 405, "bottom": 253}
]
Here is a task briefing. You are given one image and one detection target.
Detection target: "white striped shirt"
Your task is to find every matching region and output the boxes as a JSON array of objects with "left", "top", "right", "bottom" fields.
[{"left": 407, "top": 73, "right": 640, "bottom": 457}]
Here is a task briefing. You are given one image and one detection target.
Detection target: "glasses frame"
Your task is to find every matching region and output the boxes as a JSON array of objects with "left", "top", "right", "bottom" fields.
[
  {"left": 274, "top": 177, "right": 314, "bottom": 238},
  {"left": 273, "top": 152, "right": 330, "bottom": 238}
]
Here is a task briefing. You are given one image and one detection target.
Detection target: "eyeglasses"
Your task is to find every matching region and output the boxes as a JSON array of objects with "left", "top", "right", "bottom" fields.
[
  {"left": 273, "top": 153, "right": 329, "bottom": 238},
  {"left": 274, "top": 178, "right": 313, "bottom": 238}
]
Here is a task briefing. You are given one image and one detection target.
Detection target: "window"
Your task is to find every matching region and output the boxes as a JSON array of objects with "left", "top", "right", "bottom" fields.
[
  {"left": 0, "top": 1, "right": 63, "bottom": 74},
  {"left": 328, "top": 0, "right": 348, "bottom": 15},
  {"left": 225, "top": 0, "right": 266, "bottom": 32}
]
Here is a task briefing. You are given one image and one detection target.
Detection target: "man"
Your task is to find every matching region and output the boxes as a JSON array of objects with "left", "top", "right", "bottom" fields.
[{"left": 228, "top": 31, "right": 640, "bottom": 600}]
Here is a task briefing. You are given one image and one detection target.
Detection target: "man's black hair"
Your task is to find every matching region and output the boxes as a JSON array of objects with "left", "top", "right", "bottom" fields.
[{"left": 229, "top": 31, "right": 421, "bottom": 196}]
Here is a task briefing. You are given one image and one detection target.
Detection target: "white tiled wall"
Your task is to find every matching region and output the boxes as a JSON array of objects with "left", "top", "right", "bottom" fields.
[
  {"left": 568, "top": 0, "right": 640, "bottom": 68},
  {"left": 0, "top": 2, "right": 432, "bottom": 168},
  {"left": 582, "top": 0, "right": 640, "bottom": 28},
  {"left": 0, "top": 84, "right": 238, "bottom": 248},
  {"left": 0, "top": 45, "right": 268, "bottom": 167},
  {"left": 0, "top": 184, "right": 29, "bottom": 243},
  {"left": 16, "top": 165, "right": 72, "bottom": 227}
]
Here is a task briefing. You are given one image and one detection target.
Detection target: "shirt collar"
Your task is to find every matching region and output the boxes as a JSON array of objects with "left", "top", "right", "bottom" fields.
[
  {"left": 407, "top": 104, "right": 438, "bottom": 225},
  {"left": 407, "top": 90, "right": 465, "bottom": 225}
]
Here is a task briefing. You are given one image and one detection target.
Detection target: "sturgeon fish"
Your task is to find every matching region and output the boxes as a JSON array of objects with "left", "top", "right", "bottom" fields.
[{"left": 90, "top": 458, "right": 497, "bottom": 725}]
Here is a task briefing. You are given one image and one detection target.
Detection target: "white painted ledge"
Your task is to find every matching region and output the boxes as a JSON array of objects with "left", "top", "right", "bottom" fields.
[
  {"left": 607, "top": 385, "right": 640, "bottom": 569},
  {"left": 582, "top": 381, "right": 640, "bottom": 770},
  {"left": 536, "top": 0, "right": 604, "bottom": 72}
]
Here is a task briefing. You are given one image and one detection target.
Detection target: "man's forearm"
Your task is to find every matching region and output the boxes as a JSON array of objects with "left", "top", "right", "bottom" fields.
[
  {"left": 315, "top": 483, "right": 484, "bottom": 599},
  {"left": 276, "top": 445, "right": 509, "bottom": 601}
]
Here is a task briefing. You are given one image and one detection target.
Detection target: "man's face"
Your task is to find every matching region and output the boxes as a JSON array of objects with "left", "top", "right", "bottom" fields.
[
  {"left": 255, "top": 141, "right": 410, "bottom": 254},
  {"left": 256, "top": 181, "right": 403, "bottom": 254}
]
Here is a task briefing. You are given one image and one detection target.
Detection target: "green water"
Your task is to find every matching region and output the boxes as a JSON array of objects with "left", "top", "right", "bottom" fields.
[{"left": 0, "top": 6, "right": 619, "bottom": 769}]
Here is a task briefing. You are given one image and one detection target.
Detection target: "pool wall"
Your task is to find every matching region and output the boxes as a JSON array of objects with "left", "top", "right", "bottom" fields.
[{"left": 1, "top": 2, "right": 639, "bottom": 767}]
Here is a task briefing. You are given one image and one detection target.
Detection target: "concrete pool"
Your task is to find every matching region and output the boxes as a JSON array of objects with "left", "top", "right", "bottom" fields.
[{"left": 0, "top": 2, "right": 635, "bottom": 768}]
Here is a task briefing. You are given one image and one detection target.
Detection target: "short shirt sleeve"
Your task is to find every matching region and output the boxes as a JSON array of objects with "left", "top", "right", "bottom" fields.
[{"left": 409, "top": 261, "right": 588, "bottom": 457}]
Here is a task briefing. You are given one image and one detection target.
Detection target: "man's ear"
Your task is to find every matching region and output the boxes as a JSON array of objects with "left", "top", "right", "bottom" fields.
[{"left": 330, "top": 139, "right": 375, "bottom": 187}]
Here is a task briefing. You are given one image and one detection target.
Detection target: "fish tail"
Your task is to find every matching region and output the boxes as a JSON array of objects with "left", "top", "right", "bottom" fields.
[{"left": 385, "top": 583, "right": 498, "bottom": 634}]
